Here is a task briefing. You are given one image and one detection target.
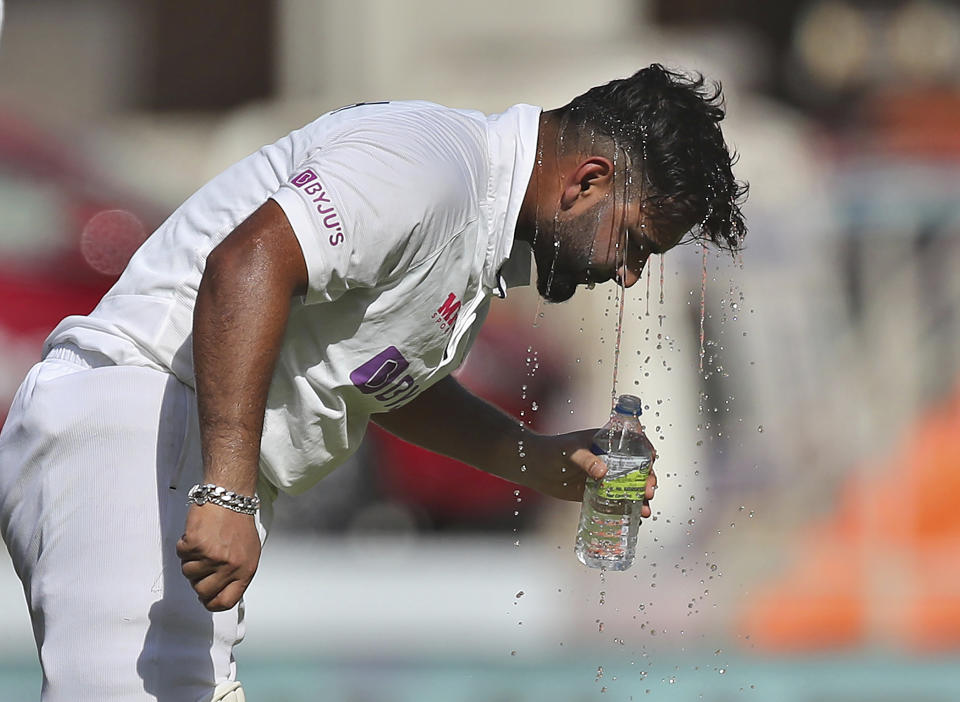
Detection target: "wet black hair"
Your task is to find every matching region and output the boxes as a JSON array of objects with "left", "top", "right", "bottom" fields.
[{"left": 556, "top": 63, "right": 748, "bottom": 251}]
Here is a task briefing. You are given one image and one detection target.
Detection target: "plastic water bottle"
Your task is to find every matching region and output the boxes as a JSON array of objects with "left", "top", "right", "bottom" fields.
[{"left": 575, "top": 394, "right": 656, "bottom": 571}]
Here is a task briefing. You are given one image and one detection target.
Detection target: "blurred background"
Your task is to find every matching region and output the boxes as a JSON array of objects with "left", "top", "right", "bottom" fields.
[{"left": 2, "top": 0, "right": 960, "bottom": 700}]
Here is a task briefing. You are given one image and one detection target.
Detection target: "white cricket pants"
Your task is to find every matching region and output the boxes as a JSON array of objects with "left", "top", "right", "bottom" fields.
[{"left": 0, "top": 344, "right": 270, "bottom": 702}]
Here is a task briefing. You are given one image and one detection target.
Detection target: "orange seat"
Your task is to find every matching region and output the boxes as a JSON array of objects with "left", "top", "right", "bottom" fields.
[{"left": 739, "top": 383, "right": 960, "bottom": 651}]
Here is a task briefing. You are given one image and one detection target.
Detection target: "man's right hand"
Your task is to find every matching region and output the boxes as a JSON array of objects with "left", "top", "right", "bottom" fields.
[
  {"left": 183, "top": 199, "right": 303, "bottom": 612},
  {"left": 176, "top": 504, "right": 261, "bottom": 612}
]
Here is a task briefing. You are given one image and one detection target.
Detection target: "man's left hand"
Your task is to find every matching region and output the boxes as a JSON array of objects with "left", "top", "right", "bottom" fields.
[{"left": 525, "top": 429, "right": 658, "bottom": 510}]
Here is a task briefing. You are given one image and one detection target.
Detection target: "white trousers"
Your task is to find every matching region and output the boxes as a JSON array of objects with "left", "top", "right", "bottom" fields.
[{"left": 0, "top": 345, "right": 269, "bottom": 702}]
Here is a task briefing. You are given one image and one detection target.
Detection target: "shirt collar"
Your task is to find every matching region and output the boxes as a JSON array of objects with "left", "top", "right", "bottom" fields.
[{"left": 482, "top": 103, "right": 541, "bottom": 299}]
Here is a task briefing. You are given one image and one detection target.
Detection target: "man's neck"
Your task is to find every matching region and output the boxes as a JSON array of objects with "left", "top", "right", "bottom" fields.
[{"left": 514, "top": 112, "right": 559, "bottom": 246}]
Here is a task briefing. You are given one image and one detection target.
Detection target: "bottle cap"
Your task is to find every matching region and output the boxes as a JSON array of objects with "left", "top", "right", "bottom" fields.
[{"left": 614, "top": 394, "right": 642, "bottom": 416}]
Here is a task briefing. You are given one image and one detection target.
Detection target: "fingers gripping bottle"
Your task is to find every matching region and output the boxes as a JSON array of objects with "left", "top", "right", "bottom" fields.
[{"left": 575, "top": 394, "right": 655, "bottom": 571}]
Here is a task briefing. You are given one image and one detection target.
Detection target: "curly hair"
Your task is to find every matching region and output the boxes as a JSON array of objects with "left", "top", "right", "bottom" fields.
[{"left": 556, "top": 64, "right": 748, "bottom": 252}]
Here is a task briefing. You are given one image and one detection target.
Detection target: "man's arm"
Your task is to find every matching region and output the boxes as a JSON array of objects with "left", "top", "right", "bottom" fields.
[
  {"left": 176, "top": 199, "right": 308, "bottom": 612},
  {"left": 372, "top": 375, "right": 656, "bottom": 506}
]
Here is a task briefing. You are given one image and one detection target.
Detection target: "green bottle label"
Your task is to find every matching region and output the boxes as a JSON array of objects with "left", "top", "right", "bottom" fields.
[{"left": 596, "top": 456, "right": 650, "bottom": 501}]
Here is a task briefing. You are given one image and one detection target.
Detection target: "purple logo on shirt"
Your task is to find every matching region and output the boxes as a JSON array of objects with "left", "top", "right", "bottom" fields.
[
  {"left": 289, "top": 168, "right": 344, "bottom": 246},
  {"left": 291, "top": 169, "right": 318, "bottom": 187},
  {"left": 350, "top": 346, "right": 408, "bottom": 392},
  {"left": 350, "top": 346, "right": 420, "bottom": 409}
]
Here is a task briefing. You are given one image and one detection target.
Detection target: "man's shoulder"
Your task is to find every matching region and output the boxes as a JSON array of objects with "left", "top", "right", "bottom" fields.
[
  {"left": 328, "top": 99, "right": 479, "bottom": 116},
  {"left": 314, "top": 100, "right": 486, "bottom": 133},
  {"left": 315, "top": 101, "right": 489, "bottom": 191},
  {"left": 323, "top": 101, "right": 483, "bottom": 145}
]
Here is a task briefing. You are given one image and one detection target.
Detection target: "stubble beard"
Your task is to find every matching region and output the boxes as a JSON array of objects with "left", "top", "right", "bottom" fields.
[{"left": 535, "top": 200, "right": 610, "bottom": 303}]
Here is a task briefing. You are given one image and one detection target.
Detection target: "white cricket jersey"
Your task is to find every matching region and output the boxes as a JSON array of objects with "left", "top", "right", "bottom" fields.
[{"left": 44, "top": 101, "right": 540, "bottom": 494}]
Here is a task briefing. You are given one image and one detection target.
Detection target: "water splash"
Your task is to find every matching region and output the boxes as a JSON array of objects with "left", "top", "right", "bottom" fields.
[
  {"left": 698, "top": 243, "right": 708, "bottom": 373},
  {"left": 659, "top": 255, "right": 665, "bottom": 307},
  {"left": 530, "top": 113, "right": 560, "bottom": 329},
  {"left": 607, "top": 146, "right": 634, "bottom": 407},
  {"left": 609, "top": 244, "right": 628, "bottom": 408},
  {"left": 534, "top": 237, "right": 563, "bottom": 328},
  {"left": 645, "top": 262, "right": 651, "bottom": 316}
]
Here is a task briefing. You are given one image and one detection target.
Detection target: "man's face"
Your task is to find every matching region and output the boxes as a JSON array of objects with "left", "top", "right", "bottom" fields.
[{"left": 533, "top": 194, "right": 685, "bottom": 303}]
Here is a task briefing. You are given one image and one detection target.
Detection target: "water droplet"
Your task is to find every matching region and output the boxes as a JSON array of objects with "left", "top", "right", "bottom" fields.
[
  {"left": 757, "top": 425, "right": 763, "bottom": 433},
  {"left": 515, "top": 590, "right": 524, "bottom": 598}
]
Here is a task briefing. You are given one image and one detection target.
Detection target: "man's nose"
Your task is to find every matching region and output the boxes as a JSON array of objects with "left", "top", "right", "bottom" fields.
[
  {"left": 617, "top": 255, "right": 647, "bottom": 288},
  {"left": 617, "top": 264, "right": 641, "bottom": 288}
]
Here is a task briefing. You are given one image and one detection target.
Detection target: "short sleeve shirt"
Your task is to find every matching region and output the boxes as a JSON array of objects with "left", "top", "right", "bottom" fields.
[{"left": 44, "top": 101, "right": 541, "bottom": 494}]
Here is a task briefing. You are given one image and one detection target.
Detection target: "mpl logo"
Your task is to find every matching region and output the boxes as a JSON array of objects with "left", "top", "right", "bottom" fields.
[
  {"left": 350, "top": 346, "right": 420, "bottom": 409},
  {"left": 431, "top": 292, "right": 461, "bottom": 333},
  {"left": 290, "top": 168, "right": 345, "bottom": 246}
]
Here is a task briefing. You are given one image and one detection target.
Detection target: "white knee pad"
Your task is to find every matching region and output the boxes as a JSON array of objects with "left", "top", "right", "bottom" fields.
[{"left": 212, "top": 680, "right": 246, "bottom": 702}]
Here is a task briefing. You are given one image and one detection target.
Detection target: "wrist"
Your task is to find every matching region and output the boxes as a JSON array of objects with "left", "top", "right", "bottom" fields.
[
  {"left": 504, "top": 426, "right": 547, "bottom": 480},
  {"left": 520, "top": 429, "right": 551, "bottom": 461}
]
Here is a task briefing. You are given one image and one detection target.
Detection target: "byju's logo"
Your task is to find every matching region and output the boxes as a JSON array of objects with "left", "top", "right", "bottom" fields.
[
  {"left": 291, "top": 169, "right": 317, "bottom": 188},
  {"left": 350, "top": 346, "right": 420, "bottom": 408},
  {"left": 290, "top": 168, "right": 345, "bottom": 246},
  {"left": 432, "top": 292, "right": 461, "bottom": 333}
]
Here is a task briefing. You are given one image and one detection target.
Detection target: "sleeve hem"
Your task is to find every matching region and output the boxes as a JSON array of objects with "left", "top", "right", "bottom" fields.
[{"left": 270, "top": 189, "right": 334, "bottom": 305}]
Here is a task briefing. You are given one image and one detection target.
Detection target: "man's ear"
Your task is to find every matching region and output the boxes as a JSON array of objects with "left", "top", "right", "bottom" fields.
[{"left": 559, "top": 156, "right": 614, "bottom": 210}]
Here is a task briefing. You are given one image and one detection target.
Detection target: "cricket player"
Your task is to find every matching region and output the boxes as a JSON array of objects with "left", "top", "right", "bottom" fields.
[{"left": 0, "top": 64, "right": 746, "bottom": 701}]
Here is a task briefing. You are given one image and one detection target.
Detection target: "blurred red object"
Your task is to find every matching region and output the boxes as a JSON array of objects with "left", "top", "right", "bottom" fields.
[
  {"left": 862, "top": 89, "right": 960, "bottom": 158},
  {"left": 0, "top": 111, "right": 161, "bottom": 420}
]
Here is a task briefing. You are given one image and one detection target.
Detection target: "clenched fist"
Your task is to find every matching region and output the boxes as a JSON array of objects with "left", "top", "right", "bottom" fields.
[{"left": 176, "top": 504, "right": 261, "bottom": 612}]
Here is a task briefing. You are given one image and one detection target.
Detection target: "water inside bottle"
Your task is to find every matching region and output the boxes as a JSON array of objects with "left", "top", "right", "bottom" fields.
[
  {"left": 575, "top": 485, "right": 646, "bottom": 570},
  {"left": 575, "top": 453, "right": 651, "bottom": 570}
]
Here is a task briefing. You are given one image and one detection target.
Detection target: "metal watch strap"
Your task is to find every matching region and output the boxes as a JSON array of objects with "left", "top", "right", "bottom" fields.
[{"left": 187, "top": 483, "right": 260, "bottom": 515}]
